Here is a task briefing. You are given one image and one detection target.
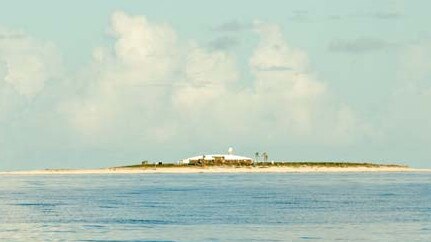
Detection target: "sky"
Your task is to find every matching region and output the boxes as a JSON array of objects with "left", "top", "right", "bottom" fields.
[{"left": 1, "top": 0, "right": 431, "bottom": 170}]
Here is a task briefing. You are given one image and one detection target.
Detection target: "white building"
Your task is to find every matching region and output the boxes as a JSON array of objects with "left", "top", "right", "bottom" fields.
[{"left": 179, "top": 148, "right": 253, "bottom": 165}]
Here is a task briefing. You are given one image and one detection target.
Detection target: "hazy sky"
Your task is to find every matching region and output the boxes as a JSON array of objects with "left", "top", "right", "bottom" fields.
[{"left": 1, "top": 0, "right": 431, "bottom": 170}]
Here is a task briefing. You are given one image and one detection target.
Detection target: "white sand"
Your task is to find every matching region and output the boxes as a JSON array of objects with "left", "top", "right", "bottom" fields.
[{"left": 1, "top": 166, "right": 429, "bottom": 175}]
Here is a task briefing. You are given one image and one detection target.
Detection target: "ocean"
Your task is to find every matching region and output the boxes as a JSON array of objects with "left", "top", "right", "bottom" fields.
[{"left": 0, "top": 172, "right": 430, "bottom": 241}]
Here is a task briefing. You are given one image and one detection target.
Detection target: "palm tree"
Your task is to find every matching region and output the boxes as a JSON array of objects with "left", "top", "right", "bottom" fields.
[
  {"left": 255, "top": 152, "right": 260, "bottom": 163},
  {"left": 262, "top": 152, "right": 268, "bottom": 162}
]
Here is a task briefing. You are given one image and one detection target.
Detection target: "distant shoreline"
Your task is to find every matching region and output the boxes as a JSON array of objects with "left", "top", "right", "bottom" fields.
[{"left": 1, "top": 164, "right": 430, "bottom": 175}]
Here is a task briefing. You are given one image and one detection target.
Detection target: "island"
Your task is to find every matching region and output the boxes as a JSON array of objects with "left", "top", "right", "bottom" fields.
[
  {"left": 1, "top": 161, "right": 428, "bottom": 175},
  {"left": 1, "top": 148, "right": 429, "bottom": 175}
]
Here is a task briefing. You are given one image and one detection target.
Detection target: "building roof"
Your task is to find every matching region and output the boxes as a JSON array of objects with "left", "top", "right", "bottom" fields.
[{"left": 183, "top": 154, "right": 253, "bottom": 162}]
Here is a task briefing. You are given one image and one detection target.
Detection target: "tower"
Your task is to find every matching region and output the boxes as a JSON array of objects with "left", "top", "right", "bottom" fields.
[{"left": 228, "top": 147, "right": 234, "bottom": 155}]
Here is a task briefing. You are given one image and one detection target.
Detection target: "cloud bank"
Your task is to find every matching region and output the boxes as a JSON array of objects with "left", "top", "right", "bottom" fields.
[
  {"left": 58, "top": 12, "right": 366, "bottom": 147},
  {"left": 0, "top": 11, "right": 374, "bottom": 169},
  {"left": 0, "top": 27, "right": 61, "bottom": 98}
]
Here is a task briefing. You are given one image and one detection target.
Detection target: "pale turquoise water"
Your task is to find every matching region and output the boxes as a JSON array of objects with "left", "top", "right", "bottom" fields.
[{"left": 0, "top": 172, "right": 430, "bottom": 241}]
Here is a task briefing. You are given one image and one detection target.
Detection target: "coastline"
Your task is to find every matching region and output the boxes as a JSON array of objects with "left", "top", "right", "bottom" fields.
[{"left": 1, "top": 166, "right": 429, "bottom": 175}]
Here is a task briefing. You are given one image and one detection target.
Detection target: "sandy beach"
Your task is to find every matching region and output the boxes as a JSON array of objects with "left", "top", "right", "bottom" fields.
[{"left": 1, "top": 166, "right": 429, "bottom": 175}]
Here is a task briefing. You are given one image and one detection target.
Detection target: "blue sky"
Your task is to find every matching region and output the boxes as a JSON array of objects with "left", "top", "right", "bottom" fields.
[{"left": 1, "top": 0, "right": 431, "bottom": 170}]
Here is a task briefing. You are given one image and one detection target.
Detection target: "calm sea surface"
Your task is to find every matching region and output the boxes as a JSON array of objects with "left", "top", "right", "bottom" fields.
[{"left": 0, "top": 172, "right": 430, "bottom": 241}]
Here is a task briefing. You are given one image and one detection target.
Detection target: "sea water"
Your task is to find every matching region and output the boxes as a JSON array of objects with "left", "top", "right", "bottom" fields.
[{"left": 0, "top": 172, "right": 430, "bottom": 241}]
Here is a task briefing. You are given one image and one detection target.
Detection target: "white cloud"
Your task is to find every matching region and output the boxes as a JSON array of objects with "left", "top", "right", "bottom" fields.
[
  {"left": 382, "top": 41, "right": 431, "bottom": 144},
  {"left": 0, "top": 27, "right": 63, "bottom": 129},
  {"left": 0, "top": 27, "right": 61, "bottom": 98},
  {"left": 250, "top": 22, "right": 308, "bottom": 72},
  {"left": 249, "top": 22, "right": 361, "bottom": 142},
  {"left": 60, "top": 11, "right": 180, "bottom": 142},
  {"left": 173, "top": 44, "right": 239, "bottom": 114},
  {"left": 170, "top": 21, "right": 366, "bottom": 145},
  {"left": 58, "top": 12, "right": 367, "bottom": 148},
  {"left": 185, "top": 44, "right": 238, "bottom": 85},
  {"left": 110, "top": 11, "right": 178, "bottom": 82}
]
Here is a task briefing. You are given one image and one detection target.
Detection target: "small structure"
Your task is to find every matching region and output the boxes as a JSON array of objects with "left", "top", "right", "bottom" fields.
[{"left": 180, "top": 148, "right": 253, "bottom": 166}]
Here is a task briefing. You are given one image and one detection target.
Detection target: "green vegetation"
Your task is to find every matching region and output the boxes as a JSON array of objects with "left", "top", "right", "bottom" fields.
[
  {"left": 116, "top": 161, "right": 407, "bottom": 169},
  {"left": 119, "top": 163, "right": 182, "bottom": 169},
  {"left": 256, "top": 162, "right": 407, "bottom": 168}
]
